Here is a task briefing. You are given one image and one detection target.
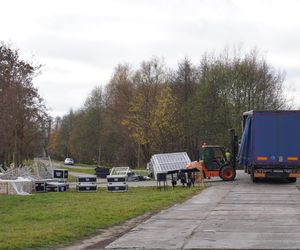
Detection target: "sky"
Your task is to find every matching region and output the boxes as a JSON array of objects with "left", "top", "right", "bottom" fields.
[{"left": 1, "top": 0, "right": 300, "bottom": 117}]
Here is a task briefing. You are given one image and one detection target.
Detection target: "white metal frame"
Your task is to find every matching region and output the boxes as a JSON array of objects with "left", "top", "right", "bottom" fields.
[
  {"left": 150, "top": 152, "right": 191, "bottom": 179},
  {"left": 109, "top": 167, "right": 130, "bottom": 176}
]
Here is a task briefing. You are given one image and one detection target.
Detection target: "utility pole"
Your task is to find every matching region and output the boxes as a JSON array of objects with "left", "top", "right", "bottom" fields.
[
  {"left": 98, "top": 143, "right": 101, "bottom": 166},
  {"left": 137, "top": 143, "right": 140, "bottom": 168}
]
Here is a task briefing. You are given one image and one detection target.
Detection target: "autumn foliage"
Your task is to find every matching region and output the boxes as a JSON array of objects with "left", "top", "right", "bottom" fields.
[{"left": 48, "top": 50, "right": 289, "bottom": 167}]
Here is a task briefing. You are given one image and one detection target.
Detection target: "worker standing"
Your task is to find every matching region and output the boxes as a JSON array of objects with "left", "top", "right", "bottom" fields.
[{"left": 225, "top": 148, "right": 231, "bottom": 162}]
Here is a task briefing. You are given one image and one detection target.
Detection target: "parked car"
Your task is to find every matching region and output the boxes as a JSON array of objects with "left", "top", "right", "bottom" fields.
[
  {"left": 64, "top": 158, "right": 74, "bottom": 165},
  {"left": 127, "top": 171, "right": 151, "bottom": 182},
  {"left": 94, "top": 166, "right": 110, "bottom": 178}
]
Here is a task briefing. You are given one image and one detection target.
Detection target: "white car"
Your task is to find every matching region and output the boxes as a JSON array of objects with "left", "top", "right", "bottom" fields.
[{"left": 64, "top": 158, "right": 74, "bottom": 165}]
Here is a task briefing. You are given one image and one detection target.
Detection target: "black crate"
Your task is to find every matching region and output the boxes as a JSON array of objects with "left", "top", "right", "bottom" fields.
[
  {"left": 35, "top": 181, "right": 46, "bottom": 192},
  {"left": 76, "top": 176, "right": 97, "bottom": 183},
  {"left": 107, "top": 181, "right": 126, "bottom": 185},
  {"left": 54, "top": 179, "right": 68, "bottom": 184},
  {"left": 76, "top": 184, "right": 97, "bottom": 192},
  {"left": 107, "top": 176, "right": 126, "bottom": 182},
  {"left": 46, "top": 183, "right": 68, "bottom": 192},
  {"left": 107, "top": 185, "right": 128, "bottom": 192},
  {"left": 157, "top": 173, "right": 167, "bottom": 181},
  {"left": 47, "top": 185, "right": 67, "bottom": 192},
  {"left": 95, "top": 167, "right": 110, "bottom": 178},
  {"left": 53, "top": 169, "right": 68, "bottom": 179},
  {"left": 46, "top": 186, "right": 58, "bottom": 192}
]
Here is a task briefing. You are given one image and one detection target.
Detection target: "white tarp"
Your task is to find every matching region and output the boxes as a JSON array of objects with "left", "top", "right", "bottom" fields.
[
  {"left": 150, "top": 152, "right": 191, "bottom": 179},
  {"left": 0, "top": 177, "right": 32, "bottom": 195}
]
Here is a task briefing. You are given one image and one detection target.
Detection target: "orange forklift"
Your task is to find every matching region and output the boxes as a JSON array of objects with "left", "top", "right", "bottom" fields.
[
  {"left": 199, "top": 129, "right": 238, "bottom": 181},
  {"left": 168, "top": 130, "right": 238, "bottom": 187}
]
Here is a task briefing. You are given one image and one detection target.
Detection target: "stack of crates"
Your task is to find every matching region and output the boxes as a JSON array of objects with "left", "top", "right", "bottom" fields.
[
  {"left": 35, "top": 179, "right": 69, "bottom": 193},
  {"left": 107, "top": 167, "right": 129, "bottom": 192},
  {"left": 46, "top": 169, "right": 69, "bottom": 192},
  {"left": 76, "top": 176, "right": 97, "bottom": 192},
  {"left": 34, "top": 170, "right": 69, "bottom": 193}
]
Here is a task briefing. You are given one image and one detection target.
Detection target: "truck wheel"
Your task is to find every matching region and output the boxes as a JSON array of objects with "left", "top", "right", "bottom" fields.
[
  {"left": 287, "top": 177, "right": 297, "bottom": 183},
  {"left": 220, "top": 166, "right": 236, "bottom": 181}
]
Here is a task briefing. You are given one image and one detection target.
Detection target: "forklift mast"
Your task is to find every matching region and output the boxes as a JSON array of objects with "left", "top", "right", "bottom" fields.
[{"left": 229, "top": 129, "right": 238, "bottom": 170}]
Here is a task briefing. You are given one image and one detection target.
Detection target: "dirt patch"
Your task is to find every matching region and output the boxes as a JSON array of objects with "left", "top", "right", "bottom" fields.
[{"left": 56, "top": 212, "right": 155, "bottom": 250}]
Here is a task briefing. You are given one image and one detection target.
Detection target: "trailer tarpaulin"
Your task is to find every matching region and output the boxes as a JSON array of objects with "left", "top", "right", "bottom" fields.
[{"left": 238, "top": 115, "right": 253, "bottom": 166}]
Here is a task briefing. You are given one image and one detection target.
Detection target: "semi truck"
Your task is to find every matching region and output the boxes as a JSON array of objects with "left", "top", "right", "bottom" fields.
[{"left": 239, "top": 110, "right": 300, "bottom": 182}]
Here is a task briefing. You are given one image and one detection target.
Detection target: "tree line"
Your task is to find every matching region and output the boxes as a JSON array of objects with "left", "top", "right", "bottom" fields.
[
  {"left": 48, "top": 48, "right": 289, "bottom": 168},
  {"left": 0, "top": 43, "right": 50, "bottom": 167}
]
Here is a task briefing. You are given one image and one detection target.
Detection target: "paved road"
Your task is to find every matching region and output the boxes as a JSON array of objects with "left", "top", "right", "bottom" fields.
[{"left": 106, "top": 171, "right": 300, "bottom": 249}]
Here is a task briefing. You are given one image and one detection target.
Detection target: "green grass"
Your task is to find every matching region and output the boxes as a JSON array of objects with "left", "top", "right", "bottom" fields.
[
  {"left": 0, "top": 187, "right": 201, "bottom": 250},
  {"left": 67, "top": 175, "right": 76, "bottom": 182},
  {"left": 63, "top": 167, "right": 96, "bottom": 175},
  {"left": 73, "top": 162, "right": 94, "bottom": 167},
  {"left": 133, "top": 169, "right": 149, "bottom": 176},
  {"left": 57, "top": 167, "right": 96, "bottom": 181}
]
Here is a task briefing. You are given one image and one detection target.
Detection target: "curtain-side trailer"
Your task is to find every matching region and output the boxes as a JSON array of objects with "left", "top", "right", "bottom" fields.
[{"left": 238, "top": 110, "right": 300, "bottom": 182}]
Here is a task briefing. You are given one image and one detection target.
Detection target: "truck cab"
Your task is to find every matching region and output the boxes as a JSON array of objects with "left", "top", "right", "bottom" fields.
[{"left": 200, "top": 145, "right": 227, "bottom": 170}]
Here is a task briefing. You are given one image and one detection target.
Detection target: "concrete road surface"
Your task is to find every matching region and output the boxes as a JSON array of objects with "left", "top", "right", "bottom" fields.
[{"left": 107, "top": 171, "right": 300, "bottom": 249}]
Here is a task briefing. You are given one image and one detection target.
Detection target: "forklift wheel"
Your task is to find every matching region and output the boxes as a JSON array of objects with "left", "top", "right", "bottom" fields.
[{"left": 220, "top": 166, "right": 236, "bottom": 181}]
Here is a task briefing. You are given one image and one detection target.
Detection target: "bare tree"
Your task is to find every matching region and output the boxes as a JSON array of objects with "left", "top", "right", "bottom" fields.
[{"left": 0, "top": 43, "right": 48, "bottom": 167}]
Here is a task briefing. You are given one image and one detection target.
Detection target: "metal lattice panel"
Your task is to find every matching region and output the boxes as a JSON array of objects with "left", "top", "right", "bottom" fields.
[
  {"left": 109, "top": 167, "right": 130, "bottom": 176},
  {"left": 150, "top": 152, "right": 191, "bottom": 179}
]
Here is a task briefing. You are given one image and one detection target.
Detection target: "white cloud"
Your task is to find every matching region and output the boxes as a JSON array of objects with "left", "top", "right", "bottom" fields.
[{"left": 1, "top": 0, "right": 300, "bottom": 116}]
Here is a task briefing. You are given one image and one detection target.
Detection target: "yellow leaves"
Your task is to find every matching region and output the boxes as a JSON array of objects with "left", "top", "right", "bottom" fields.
[
  {"left": 121, "top": 93, "right": 149, "bottom": 145},
  {"left": 122, "top": 86, "right": 182, "bottom": 148},
  {"left": 121, "top": 119, "right": 129, "bottom": 126},
  {"left": 47, "top": 131, "right": 61, "bottom": 154},
  {"left": 128, "top": 94, "right": 144, "bottom": 113},
  {"left": 151, "top": 86, "right": 180, "bottom": 133}
]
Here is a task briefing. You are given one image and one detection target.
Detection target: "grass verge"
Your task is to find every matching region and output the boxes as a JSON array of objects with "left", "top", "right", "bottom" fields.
[
  {"left": 0, "top": 186, "right": 201, "bottom": 249},
  {"left": 58, "top": 166, "right": 96, "bottom": 181},
  {"left": 63, "top": 167, "right": 96, "bottom": 175}
]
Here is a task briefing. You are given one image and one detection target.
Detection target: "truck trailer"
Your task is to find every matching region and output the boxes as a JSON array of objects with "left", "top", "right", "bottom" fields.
[{"left": 239, "top": 110, "right": 300, "bottom": 182}]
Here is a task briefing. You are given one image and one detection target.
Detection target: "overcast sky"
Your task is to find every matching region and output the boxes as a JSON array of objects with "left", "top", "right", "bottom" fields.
[{"left": 1, "top": 0, "right": 300, "bottom": 117}]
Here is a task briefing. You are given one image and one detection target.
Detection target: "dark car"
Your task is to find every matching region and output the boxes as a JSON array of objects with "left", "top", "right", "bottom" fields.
[{"left": 127, "top": 171, "right": 151, "bottom": 182}]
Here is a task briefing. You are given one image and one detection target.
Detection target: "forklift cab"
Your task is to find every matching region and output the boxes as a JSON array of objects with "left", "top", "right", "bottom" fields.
[
  {"left": 197, "top": 131, "right": 237, "bottom": 181},
  {"left": 199, "top": 145, "right": 226, "bottom": 171}
]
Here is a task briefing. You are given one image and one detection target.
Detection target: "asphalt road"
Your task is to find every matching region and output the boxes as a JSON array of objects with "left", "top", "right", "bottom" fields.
[{"left": 106, "top": 171, "right": 300, "bottom": 250}]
